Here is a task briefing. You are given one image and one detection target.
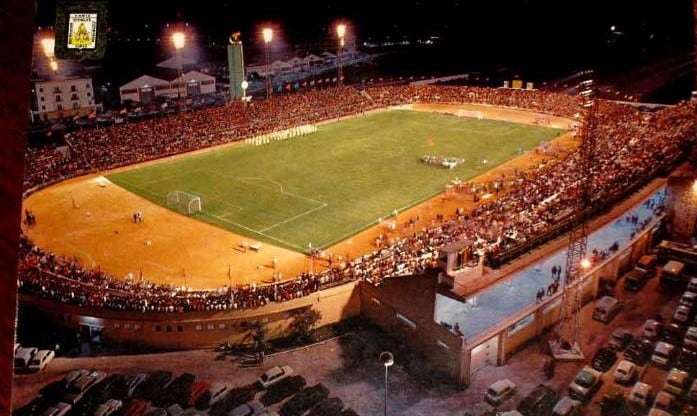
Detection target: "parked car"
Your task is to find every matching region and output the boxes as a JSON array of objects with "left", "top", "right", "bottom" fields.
[
  {"left": 644, "top": 319, "right": 663, "bottom": 339},
  {"left": 680, "top": 291, "right": 697, "bottom": 309},
  {"left": 203, "top": 382, "right": 231, "bottom": 409},
  {"left": 614, "top": 360, "right": 638, "bottom": 385},
  {"left": 592, "top": 296, "right": 622, "bottom": 323},
  {"left": 156, "top": 372, "right": 196, "bottom": 408},
  {"left": 134, "top": 371, "right": 173, "bottom": 401},
  {"left": 673, "top": 305, "right": 693, "bottom": 324},
  {"left": 27, "top": 349, "right": 55, "bottom": 372},
  {"left": 676, "top": 347, "right": 697, "bottom": 375},
  {"left": 63, "top": 370, "right": 107, "bottom": 405},
  {"left": 94, "top": 399, "right": 123, "bottom": 416},
  {"left": 124, "top": 373, "right": 148, "bottom": 399},
  {"left": 591, "top": 347, "right": 617, "bottom": 372},
  {"left": 41, "top": 402, "right": 71, "bottom": 416},
  {"left": 187, "top": 380, "right": 211, "bottom": 407},
  {"left": 485, "top": 379, "right": 517, "bottom": 406},
  {"left": 121, "top": 399, "right": 149, "bottom": 416},
  {"left": 624, "top": 269, "right": 650, "bottom": 291},
  {"left": 628, "top": 382, "right": 652, "bottom": 412},
  {"left": 651, "top": 391, "right": 675, "bottom": 414},
  {"left": 651, "top": 342, "right": 677, "bottom": 368},
  {"left": 661, "top": 322, "right": 685, "bottom": 346},
  {"left": 517, "top": 384, "right": 557, "bottom": 416},
  {"left": 258, "top": 365, "right": 294, "bottom": 389},
  {"left": 685, "top": 326, "right": 697, "bottom": 349},
  {"left": 14, "top": 347, "right": 38, "bottom": 370},
  {"left": 608, "top": 328, "right": 634, "bottom": 351},
  {"left": 568, "top": 367, "right": 602, "bottom": 402},
  {"left": 625, "top": 337, "right": 654, "bottom": 365},
  {"left": 280, "top": 384, "right": 329, "bottom": 416},
  {"left": 689, "top": 379, "right": 697, "bottom": 404},
  {"left": 551, "top": 396, "right": 582, "bottom": 416},
  {"left": 664, "top": 368, "right": 690, "bottom": 396}
]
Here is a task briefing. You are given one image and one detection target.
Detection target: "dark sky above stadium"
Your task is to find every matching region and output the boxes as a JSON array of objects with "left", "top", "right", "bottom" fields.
[{"left": 34, "top": 0, "right": 695, "bottom": 77}]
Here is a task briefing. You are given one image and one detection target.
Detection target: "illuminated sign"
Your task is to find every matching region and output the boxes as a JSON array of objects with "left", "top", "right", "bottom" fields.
[
  {"left": 55, "top": 2, "right": 108, "bottom": 60},
  {"left": 67, "top": 12, "right": 98, "bottom": 49}
]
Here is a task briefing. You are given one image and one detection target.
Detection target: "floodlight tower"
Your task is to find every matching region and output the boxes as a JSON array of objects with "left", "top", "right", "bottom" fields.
[
  {"left": 172, "top": 32, "right": 185, "bottom": 100},
  {"left": 556, "top": 75, "right": 597, "bottom": 360},
  {"left": 41, "top": 36, "right": 58, "bottom": 72},
  {"left": 336, "top": 23, "right": 346, "bottom": 87},
  {"left": 262, "top": 28, "right": 273, "bottom": 99}
]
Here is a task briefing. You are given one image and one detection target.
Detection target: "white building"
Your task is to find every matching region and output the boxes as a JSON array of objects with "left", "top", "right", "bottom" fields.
[
  {"left": 119, "top": 75, "right": 171, "bottom": 104},
  {"left": 170, "top": 70, "right": 216, "bottom": 99},
  {"left": 33, "top": 76, "right": 100, "bottom": 121},
  {"left": 119, "top": 71, "right": 216, "bottom": 104}
]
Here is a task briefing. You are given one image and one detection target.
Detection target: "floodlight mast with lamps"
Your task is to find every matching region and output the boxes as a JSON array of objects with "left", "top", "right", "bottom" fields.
[
  {"left": 379, "top": 351, "right": 394, "bottom": 416},
  {"left": 171, "top": 32, "right": 185, "bottom": 100},
  {"left": 336, "top": 23, "right": 346, "bottom": 87},
  {"left": 262, "top": 28, "right": 273, "bottom": 99},
  {"left": 41, "top": 36, "right": 58, "bottom": 72}
]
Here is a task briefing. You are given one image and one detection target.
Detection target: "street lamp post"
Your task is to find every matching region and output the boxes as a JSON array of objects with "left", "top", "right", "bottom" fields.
[
  {"left": 336, "top": 24, "right": 346, "bottom": 87},
  {"left": 262, "top": 28, "right": 273, "bottom": 99},
  {"left": 379, "top": 351, "right": 394, "bottom": 416},
  {"left": 171, "top": 32, "right": 185, "bottom": 101}
]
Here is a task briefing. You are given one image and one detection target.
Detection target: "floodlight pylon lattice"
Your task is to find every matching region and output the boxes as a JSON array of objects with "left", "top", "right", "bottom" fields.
[{"left": 552, "top": 74, "right": 597, "bottom": 361}]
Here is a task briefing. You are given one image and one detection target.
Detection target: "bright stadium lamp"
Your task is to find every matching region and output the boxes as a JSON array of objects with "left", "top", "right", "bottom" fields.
[
  {"left": 336, "top": 23, "right": 347, "bottom": 87},
  {"left": 171, "top": 31, "right": 186, "bottom": 100},
  {"left": 262, "top": 27, "right": 274, "bottom": 99}
]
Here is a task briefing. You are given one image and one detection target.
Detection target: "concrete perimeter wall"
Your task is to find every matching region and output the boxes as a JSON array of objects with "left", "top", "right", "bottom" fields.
[{"left": 20, "top": 281, "right": 360, "bottom": 350}]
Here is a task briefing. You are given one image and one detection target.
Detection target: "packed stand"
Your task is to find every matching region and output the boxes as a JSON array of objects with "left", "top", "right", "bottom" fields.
[{"left": 17, "top": 85, "right": 697, "bottom": 312}]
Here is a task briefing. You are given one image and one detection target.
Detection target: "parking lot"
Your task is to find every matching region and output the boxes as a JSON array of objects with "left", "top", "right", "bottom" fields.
[{"left": 12, "top": 257, "right": 696, "bottom": 416}]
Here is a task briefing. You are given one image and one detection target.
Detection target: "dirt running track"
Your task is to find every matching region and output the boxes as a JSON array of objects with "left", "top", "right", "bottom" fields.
[{"left": 21, "top": 104, "right": 576, "bottom": 290}]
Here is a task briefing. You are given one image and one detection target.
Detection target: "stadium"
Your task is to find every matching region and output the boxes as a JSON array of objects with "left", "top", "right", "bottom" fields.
[
  {"left": 8, "top": 2, "right": 697, "bottom": 413},
  {"left": 16, "top": 82, "right": 697, "bottom": 387}
]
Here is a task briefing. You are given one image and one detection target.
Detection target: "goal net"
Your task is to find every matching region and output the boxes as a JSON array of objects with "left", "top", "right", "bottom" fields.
[
  {"left": 166, "top": 190, "right": 202, "bottom": 215},
  {"left": 456, "top": 109, "right": 484, "bottom": 120}
]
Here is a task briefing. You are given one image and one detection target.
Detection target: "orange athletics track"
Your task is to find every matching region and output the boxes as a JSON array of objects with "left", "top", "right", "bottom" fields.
[{"left": 21, "top": 103, "right": 575, "bottom": 290}]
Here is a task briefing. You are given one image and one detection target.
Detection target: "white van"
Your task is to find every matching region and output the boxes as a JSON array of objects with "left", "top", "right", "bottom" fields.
[
  {"left": 14, "top": 347, "right": 38, "bottom": 370},
  {"left": 592, "top": 296, "right": 622, "bottom": 323},
  {"left": 485, "top": 379, "right": 517, "bottom": 406},
  {"left": 28, "top": 349, "right": 55, "bottom": 372}
]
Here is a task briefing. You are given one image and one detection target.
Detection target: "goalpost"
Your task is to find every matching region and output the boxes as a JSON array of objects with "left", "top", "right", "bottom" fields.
[
  {"left": 456, "top": 109, "right": 484, "bottom": 120},
  {"left": 166, "top": 190, "right": 202, "bottom": 215}
]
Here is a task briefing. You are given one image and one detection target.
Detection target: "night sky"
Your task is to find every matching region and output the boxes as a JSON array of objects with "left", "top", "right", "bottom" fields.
[{"left": 33, "top": 1, "right": 696, "bottom": 87}]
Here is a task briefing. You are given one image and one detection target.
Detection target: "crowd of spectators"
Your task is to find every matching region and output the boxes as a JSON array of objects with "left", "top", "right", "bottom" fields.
[{"left": 17, "top": 85, "right": 697, "bottom": 313}]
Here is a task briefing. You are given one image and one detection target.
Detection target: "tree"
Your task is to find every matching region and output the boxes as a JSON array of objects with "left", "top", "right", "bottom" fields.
[{"left": 289, "top": 308, "right": 322, "bottom": 345}]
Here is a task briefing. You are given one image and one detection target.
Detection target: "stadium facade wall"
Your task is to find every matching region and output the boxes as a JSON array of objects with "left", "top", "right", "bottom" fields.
[
  {"left": 359, "top": 276, "right": 467, "bottom": 386},
  {"left": 361, "top": 214, "right": 660, "bottom": 387},
  {"left": 19, "top": 281, "right": 360, "bottom": 350}
]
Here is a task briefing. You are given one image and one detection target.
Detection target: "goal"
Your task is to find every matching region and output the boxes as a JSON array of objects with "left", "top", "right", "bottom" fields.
[
  {"left": 166, "top": 190, "right": 202, "bottom": 215},
  {"left": 456, "top": 109, "right": 484, "bottom": 120}
]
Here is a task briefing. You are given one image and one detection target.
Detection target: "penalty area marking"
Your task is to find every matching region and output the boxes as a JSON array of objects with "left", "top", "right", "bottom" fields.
[{"left": 200, "top": 211, "right": 308, "bottom": 252}]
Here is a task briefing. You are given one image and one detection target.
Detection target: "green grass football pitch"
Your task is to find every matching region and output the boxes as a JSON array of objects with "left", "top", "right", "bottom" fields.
[{"left": 108, "top": 110, "right": 563, "bottom": 253}]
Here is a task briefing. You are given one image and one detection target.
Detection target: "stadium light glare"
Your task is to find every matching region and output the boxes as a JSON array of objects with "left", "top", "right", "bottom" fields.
[
  {"left": 262, "top": 28, "right": 273, "bottom": 44},
  {"left": 336, "top": 23, "right": 347, "bottom": 87},
  {"left": 41, "top": 37, "right": 55, "bottom": 58},
  {"left": 171, "top": 32, "right": 186, "bottom": 100},
  {"left": 262, "top": 27, "right": 273, "bottom": 99},
  {"left": 172, "top": 32, "right": 185, "bottom": 50}
]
